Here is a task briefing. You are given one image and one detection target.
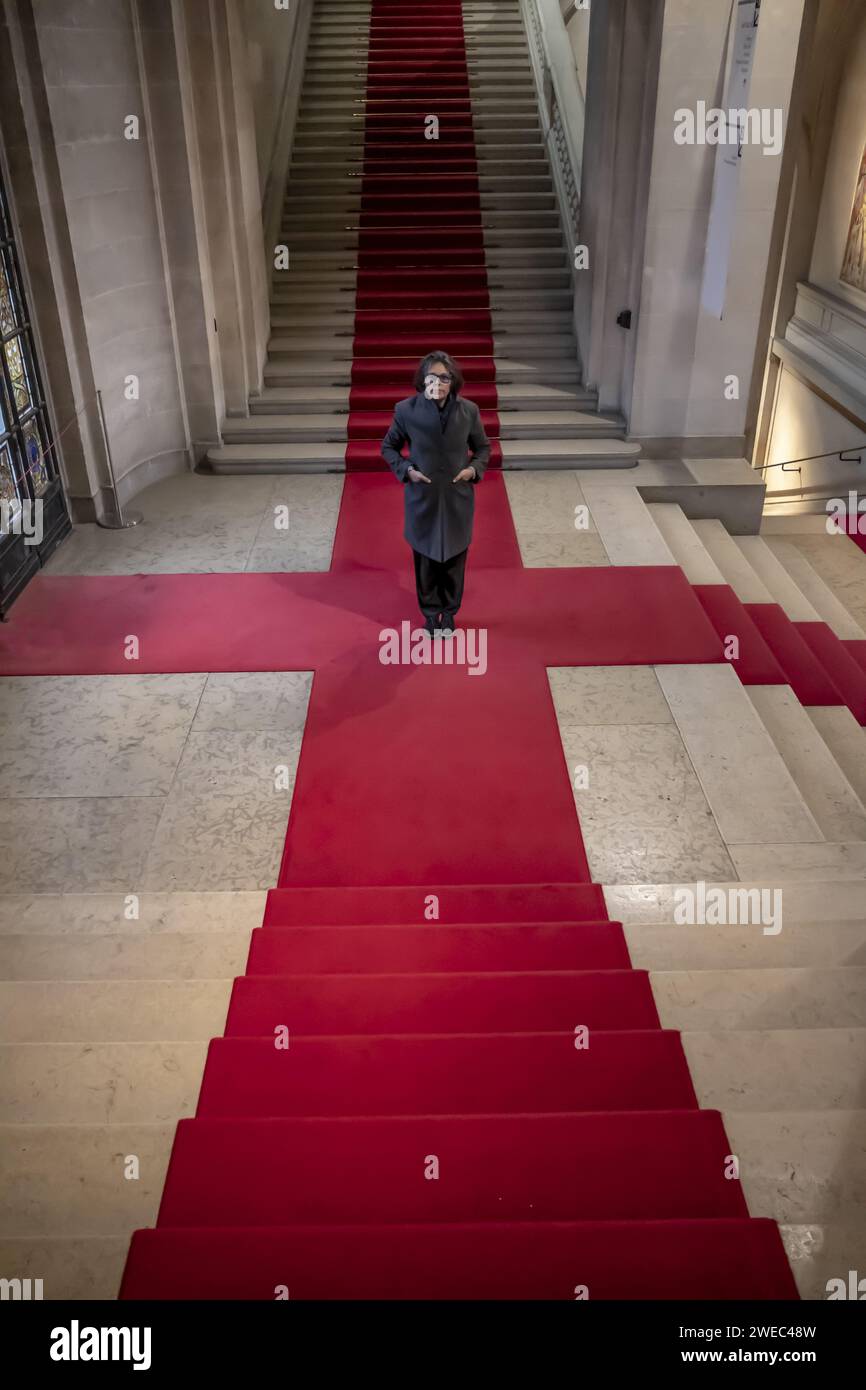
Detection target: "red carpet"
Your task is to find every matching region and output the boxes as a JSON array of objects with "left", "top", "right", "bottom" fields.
[
  {"left": 121, "top": 1220, "right": 793, "bottom": 1301},
  {"left": 112, "top": 0, "right": 802, "bottom": 1299},
  {"left": 344, "top": 0, "right": 497, "bottom": 469}
]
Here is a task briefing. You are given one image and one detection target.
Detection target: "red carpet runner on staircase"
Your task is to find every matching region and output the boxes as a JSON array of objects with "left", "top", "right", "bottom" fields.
[
  {"left": 345, "top": 0, "right": 501, "bottom": 468},
  {"left": 119, "top": 0, "right": 797, "bottom": 1299}
]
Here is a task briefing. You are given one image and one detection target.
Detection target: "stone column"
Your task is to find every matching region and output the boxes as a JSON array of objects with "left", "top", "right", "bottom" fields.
[{"left": 626, "top": 0, "right": 806, "bottom": 456}]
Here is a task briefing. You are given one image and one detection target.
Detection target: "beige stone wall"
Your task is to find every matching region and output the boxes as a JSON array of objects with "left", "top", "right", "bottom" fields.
[{"left": 0, "top": 0, "right": 310, "bottom": 514}]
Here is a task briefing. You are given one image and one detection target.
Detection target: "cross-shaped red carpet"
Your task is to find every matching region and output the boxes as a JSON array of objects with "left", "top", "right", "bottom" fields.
[{"left": 0, "top": 469, "right": 799, "bottom": 1298}]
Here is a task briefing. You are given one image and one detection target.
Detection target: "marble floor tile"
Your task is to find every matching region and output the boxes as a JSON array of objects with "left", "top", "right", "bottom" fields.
[
  {"left": 0, "top": 1124, "right": 173, "bottom": 1237},
  {"left": 0, "top": 1042, "right": 208, "bottom": 1124},
  {"left": 0, "top": 980, "right": 233, "bottom": 1043},
  {"left": 549, "top": 665, "right": 671, "bottom": 727},
  {"left": 560, "top": 722, "right": 735, "bottom": 882},
  {"left": 0, "top": 798, "right": 164, "bottom": 893},
  {"left": 0, "top": 891, "right": 266, "bottom": 935},
  {"left": 244, "top": 536, "right": 335, "bottom": 572},
  {"left": 141, "top": 793, "right": 288, "bottom": 890},
  {"left": 191, "top": 672, "right": 313, "bottom": 733},
  {"left": 504, "top": 472, "right": 611, "bottom": 568},
  {"left": 582, "top": 823, "right": 736, "bottom": 885},
  {"left": 0, "top": 675, "right": 205, "bottom": 798},
  {"left": 167, "top": 730, "right": 303, "bottom": 799},
  {"left": 514, "top": 530, "right": 611, "bottom": 568},
  {"left": 505, "top": 478, "right": 598, "bottom": 530}
]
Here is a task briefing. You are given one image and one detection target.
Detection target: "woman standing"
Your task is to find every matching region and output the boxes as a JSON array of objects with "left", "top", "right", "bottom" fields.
[{"left": 381, "top": 350, "right": 490, "bottom": 635}]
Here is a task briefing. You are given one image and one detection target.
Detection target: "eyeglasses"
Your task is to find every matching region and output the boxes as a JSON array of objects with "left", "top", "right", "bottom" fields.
[{"left": 425, "top": 372, "right": 453, "bottom": 383}]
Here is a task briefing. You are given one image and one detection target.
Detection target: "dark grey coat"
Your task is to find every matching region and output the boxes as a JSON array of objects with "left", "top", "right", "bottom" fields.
[{"left": 381, "top": 392, "right": 491, "bottom": 561}]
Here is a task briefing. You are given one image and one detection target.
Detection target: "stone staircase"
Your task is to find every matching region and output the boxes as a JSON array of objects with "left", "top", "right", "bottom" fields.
[
  {"left": 2, "top": 487, "right": 865, "bottom": 1299},
  {"left": 206, "top": 0, "right": 639, "bottom": 474}
]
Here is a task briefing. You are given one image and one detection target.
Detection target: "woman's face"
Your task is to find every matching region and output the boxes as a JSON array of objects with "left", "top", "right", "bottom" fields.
[{"left": 424, "top": 361, "right": 453, "bottom": 402}]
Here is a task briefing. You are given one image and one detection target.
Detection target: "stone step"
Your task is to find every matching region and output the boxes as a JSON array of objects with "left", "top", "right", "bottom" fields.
[
  {"left": 279, "top": 226, "right": 565, "bottom": 248},
  {"left": 281, "top": 211, "right": 562, "bottom": 233},
  {"left": 288, "top": 150, "right": 545, "bottom": 166},
  {"left": 205, "top": 438, "right": 642, "bottom": 473},
  {"left": 764, "top": 537, "right": 866, "bottom": 639},
  {"left": 274, "top": 249, "right": 569, "bottom": 269},
  {"left": 653, "top": 967, "right": 866, "bottom": 1030},
  {"left": 691, "top": 518, "right": 775, "bottom": 601},
  {"left": 249, "top": 382, "right": 599, "bottom": 413},
  {"left": 293, "top": 128, "right": 544, "bottom": 148},
  {"left": 0, "top": 981, "right": 233, "bottom": 1044},
  {"left": 267, "top": 333, "right": 576, "bottom": 357},
  {"left": 267, "top": 310, "right": 573, "bottom": 334},
  {"left": 580, "top": 484, "right": 675, "bottom": 566},
  {"left": 781, "top": 1220, "right": 866, "bottom": 1301},
  {"left": 270, "top": 286, "right": 572, "bottom": 310},
  {"left": 654, "top": 664, "right": 822, "bottom": 846},
  {"left": 272, "top": 266, "right": 572, "bottom": 291},
  {"left": 734, "top": 535, "right": 821, "bottom": 622},
  {"left": 10, "top": 1109, "right": 860, "bottom": 1239},
  {"left": 625, "top": 919, "right": 866, "bottom": 970},
  {"left": 683, "top": 1028, "right": 866, "bottom": 1111},
  {"left": 724, "top": 1110, "right": 866, "bottom": 1227},
  {"left": 807, "top": 705, "right": 866, "bottom": 805},
  {"left": 0, "top": 1236, "right": 126, "bottom": 1300},
  {"left": 285, "top": 175, "right": 556, "bottom": 194},
  {"left": 282, "top": 193, "right": 558, "bottom": 213},
  {"left": 0, "top": 933, "right": 250, "bottom": 981},
  {"left": 0, "top": 1043, "right": 208, "bottom": 1123},
  {"left": 646, "top": 502, "right": 726, "bottom": 584},
  {"left": 746, "top": 684, "right": 866, "bottom": 841},
  {"left": 728, "top": 842, "right": 866, "bottom": 881},
  {"left": 262, "top": 354, "right": 583, "bottom": 387},
  {"left": 219, "top": 411, "right": 623, "bottom": 444},
  {"left": 292, "top": 141, "right": 547, "bottom": 161},
  {"left": 0, "top": 1124, "right": 171, "bottom": 1237},
  {"left": 604, "top": 879, "right": 866, "bottom": 924},
  {"left": 299, "top": 88, "right": 538, "bottom": 106},
  {"left": 0, "top": 890, "right": 266, "bottom": 935}
]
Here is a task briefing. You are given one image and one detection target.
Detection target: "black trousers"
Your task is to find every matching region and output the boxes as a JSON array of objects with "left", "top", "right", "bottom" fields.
[{"left": 412, "top": 547, "right": 468, "bottom": 621}]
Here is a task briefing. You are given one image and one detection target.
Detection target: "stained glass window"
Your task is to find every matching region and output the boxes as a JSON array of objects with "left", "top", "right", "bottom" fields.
[
  {"left": 0, "top": 158, "right": 60, "bottom": 511},
  {"left": 0, "top": 441, "right": 18, "bottom": 507},
  {"left": 0, "top": 255, "right": 15, "bottom": 336}
]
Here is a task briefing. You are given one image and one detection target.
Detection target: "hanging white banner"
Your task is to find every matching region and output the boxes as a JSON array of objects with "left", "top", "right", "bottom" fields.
[{"left": 700, "top": 0, "right": 763, "bottom": 318}]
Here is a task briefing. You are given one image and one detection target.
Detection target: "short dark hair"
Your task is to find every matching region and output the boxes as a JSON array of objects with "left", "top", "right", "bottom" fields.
[{"left": 413, "top": 350, "right": 464, "bottom": 395}]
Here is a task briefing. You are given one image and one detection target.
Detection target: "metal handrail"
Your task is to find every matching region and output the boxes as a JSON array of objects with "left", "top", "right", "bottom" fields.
[{"left": 760, "top": 445, "right": 865, "bottom": 473}]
